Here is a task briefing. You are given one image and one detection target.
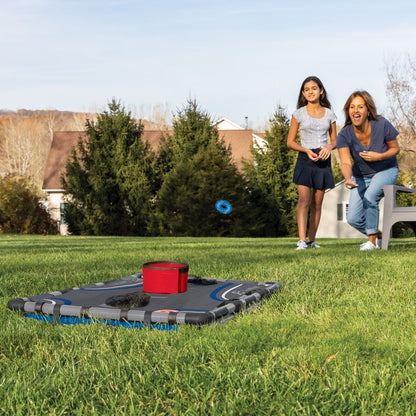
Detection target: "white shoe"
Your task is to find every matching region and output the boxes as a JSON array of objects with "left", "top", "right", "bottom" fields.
[
  {"left": 376, "top": 238, "right": 382, "bottom": 249},
  {"left": 307, "top": 241, "right": 320, "bottom": 248},
  {"left": 296, "top": 240, "right": 308, "bottom": 250},
  {"left": 360, "top": 241, "right": 379, "bottom": 251}
]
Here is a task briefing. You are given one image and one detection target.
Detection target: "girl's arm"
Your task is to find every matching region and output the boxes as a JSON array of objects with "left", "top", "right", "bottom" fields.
[
  {"left": 319, "top": 121, "right": 337, "bottom": 160},
  {"left": 287, "top": 116, "right": 319, "bottom": 160},
  {"left": 338, "top": 147, "right": 358, "bottom": 188}
]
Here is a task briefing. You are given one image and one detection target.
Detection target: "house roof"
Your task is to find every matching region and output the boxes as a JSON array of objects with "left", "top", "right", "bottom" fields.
[
  {"left": 42, "top": 127, "right": 255, "bottom": 191},
  {"left": 42, "top": 131, "right": 86, "bottom": 191},
  {"left": 215, "top": 117, "right": 246, "bottom": 130}
]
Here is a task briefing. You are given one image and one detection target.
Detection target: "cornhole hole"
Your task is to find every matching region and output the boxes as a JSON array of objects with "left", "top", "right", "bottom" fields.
[{"left": 7, "top": 273, "right": 281, "bottom": 330}]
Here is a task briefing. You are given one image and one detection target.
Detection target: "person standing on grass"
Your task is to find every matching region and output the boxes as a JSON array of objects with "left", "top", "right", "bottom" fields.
[
  {"left": 287, "top": 76, "right": 337, "bottom": 250},
  {"left": 337, "top": 90, "right": 400, "bottom": 251}
]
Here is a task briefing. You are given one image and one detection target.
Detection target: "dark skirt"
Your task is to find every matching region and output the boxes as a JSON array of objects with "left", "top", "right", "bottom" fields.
[{"left": 293, "top": 148, "right": 335, "bottom": 190}]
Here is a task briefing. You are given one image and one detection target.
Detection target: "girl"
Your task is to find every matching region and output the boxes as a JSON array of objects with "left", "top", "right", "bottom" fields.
[{"left": 287, "top": 76, "right": 337, "bottom": 250}]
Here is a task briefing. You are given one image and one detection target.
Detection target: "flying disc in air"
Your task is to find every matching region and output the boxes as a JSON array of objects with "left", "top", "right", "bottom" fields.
[{"left": 215, "top": 200, "right": 232, "bottom": 214}]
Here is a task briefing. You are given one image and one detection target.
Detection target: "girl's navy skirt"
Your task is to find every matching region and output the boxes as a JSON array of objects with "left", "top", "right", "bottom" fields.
[{"left": 293, "top": 148, "right": 334, "bottom": 190}]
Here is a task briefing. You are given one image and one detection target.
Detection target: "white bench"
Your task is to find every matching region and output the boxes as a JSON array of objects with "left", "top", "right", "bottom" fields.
[{"left": 381, "top": 185, "right": 416, "bottom": 250}]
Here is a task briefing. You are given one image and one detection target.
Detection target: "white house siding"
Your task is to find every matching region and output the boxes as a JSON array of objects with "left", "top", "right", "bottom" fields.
[
  {"left": 43, "top": 191, "right": 68, "bottom": 235},
  {"left": 316, "top": 181, "right": 384, "bottom": 239}
]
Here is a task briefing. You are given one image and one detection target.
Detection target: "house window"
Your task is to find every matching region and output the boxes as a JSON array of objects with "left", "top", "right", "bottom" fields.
[
  {"left": 60, "top": 203, "right": 67, "bottom": 224},
  {"left": 337, "top": 202, "right": 349, "bottom": 222}
]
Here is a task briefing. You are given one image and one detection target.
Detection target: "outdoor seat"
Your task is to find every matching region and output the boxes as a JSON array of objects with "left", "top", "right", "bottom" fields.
[{"left": 381, "top": 185, "right": 416, "bottom": 250}]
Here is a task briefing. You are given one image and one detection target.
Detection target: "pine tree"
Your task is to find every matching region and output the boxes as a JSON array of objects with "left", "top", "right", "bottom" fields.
[
  {"left": 150, "top": 99, "right": 258, "bottom": 236},
  {"left": 156, "top": 99, "right": 222, "bottom": 174},
  {"left": 246, "top": 107, "right": 298, "bottom": 236},
  {"left": 62, "top": 99, "right": 156, "bottom": 235}
]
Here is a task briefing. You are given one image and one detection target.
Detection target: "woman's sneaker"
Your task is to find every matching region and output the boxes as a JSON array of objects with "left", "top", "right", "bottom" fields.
[
  {"left": 360, "top": 241, "right": 379, "bottom": 251},
  {"left": 296, "top": 240, "right": 308, "bottom": 250},
  {"left": 307, "top": 241, "right": 321, "bottom": 248}
]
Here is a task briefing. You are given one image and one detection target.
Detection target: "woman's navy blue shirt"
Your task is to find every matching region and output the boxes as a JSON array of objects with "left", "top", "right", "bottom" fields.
[{"left": 337, "top": 117, "right": 399, "bottom": 178}]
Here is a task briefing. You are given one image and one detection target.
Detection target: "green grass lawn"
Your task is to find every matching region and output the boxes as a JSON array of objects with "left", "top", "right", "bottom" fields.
[{"left": 1, "top": 234, "right": 416, "bottom": 415}]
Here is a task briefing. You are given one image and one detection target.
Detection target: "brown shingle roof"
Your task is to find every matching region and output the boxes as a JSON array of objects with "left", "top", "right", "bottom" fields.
[
  {"left": 42, "top": 129, "right": 254, "bottom": 191},
  {"left": 42, "top": 131, "right": 86, "bottom": 190}
]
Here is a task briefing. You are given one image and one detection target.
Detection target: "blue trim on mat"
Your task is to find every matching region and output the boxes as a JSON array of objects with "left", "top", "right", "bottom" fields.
[
  {"left": 80, "top": 284, "right": 143, "bottom": 291},
  {"left": 209, "top": 282, "right": 234, "bottom": 301},
  {"left": 25, "top": 314, "right": 179, "bottom": 331}
]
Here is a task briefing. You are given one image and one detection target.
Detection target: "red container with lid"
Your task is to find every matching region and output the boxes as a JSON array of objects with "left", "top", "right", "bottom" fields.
[{"left": 142, "top": 261, "right": 189, "bottom": 294}]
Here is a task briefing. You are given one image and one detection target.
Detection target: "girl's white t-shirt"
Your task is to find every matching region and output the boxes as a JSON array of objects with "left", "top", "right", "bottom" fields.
[{"left": 293, "top": 106, "right": 336, "bottom": 149}]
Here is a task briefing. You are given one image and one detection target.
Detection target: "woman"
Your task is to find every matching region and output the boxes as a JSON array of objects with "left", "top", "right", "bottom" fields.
[
  {"left": 337, "top": 91, "right": 400, "bottom": 251},
  {"left": 287, "top": 76, "right": 337, "bottom": 250}
]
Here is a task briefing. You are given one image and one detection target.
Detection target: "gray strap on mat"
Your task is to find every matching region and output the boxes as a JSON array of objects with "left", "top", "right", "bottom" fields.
[
  {"left": 143, "top": 311, "right": 152, "bottom": 327},
  {"left": 52, "top": 304, "right": 61, "bottom": 325}
]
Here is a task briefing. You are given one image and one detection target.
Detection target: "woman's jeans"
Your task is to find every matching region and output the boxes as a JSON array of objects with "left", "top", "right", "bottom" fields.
[{"left": 347, "top": 167, "right": 399, "bottom": 236}]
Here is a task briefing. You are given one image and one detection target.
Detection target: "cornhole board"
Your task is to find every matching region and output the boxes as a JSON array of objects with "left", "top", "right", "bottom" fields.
[{"left": 7, "top": 273, "right": 281, "bottom": 331}]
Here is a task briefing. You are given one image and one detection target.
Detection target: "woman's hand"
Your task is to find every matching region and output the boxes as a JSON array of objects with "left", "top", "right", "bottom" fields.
[
  {"left": 345, "top": 178, "right": 358, "bottom": 189},
  {"left": 359, "top": 151, "right": 379, "bottom": 161}
]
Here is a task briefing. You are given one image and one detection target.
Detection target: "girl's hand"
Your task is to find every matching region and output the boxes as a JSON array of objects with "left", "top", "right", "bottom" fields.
[
  {"left": 307, "top": 150, "right": 320, "bottom": 161},
  {"left": 318, "top": 146, "right": 332, "bottom": 160}
]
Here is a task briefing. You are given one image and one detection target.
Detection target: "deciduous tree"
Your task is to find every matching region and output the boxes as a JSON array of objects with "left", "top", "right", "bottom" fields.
[
  {"left": 0, "top": 117, "right": 51, "bottom": 186},
  {"left": 385, "top": 54, "right": 416, "bottom": 175},
  {"left": 0, "top": 175, "right": 57, "bottom": 234}
]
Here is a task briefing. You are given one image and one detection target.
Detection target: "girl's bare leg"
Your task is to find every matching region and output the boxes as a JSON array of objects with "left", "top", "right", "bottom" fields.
[
  {"left": 297, "top": 185, "right": 311, "bottom": 241},
  {"left": 308, "top": 189, "right": 325, "bottom": 242}
]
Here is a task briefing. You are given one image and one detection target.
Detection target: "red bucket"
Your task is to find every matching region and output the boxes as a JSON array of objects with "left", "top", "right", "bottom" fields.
[{"left": 142, "top": 261, "right": 189, "bottom": 294}]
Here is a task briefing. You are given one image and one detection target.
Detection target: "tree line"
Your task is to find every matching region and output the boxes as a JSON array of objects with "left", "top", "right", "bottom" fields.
[
  {"left": 1, "top": 54, "right": 415, "bottom": 236},
  {"left": 61, "top": 99, "right": 301, "bottom": 237}
]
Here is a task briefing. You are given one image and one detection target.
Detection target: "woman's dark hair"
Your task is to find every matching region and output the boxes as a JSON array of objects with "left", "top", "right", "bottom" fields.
[
  {"left": 296, "top": 76, "right": 332, "bottom": 109},
  {"left": 343, "top": 90, "right": 380, "bottom": 127}
]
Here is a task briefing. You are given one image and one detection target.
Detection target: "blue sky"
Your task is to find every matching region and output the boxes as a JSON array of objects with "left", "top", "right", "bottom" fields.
[{"left": 1, "top": 0, "right": 415, "bottom": 129}]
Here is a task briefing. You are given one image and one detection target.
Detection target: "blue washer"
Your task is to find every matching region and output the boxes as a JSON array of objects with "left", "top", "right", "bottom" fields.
[{"left": 215, "top": 200, "right": 232, "bottom": 214}]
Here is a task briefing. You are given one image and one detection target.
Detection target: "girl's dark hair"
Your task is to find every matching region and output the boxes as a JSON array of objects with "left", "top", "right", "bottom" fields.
[
  {"left": 296, "top": 76, "right": 332, "bottom": 109},
  {"left": 343, "top": 90, "right": 380, "bottom": 127}
]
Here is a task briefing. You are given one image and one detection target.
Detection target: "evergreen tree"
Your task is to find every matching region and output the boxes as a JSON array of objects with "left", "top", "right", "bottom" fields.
[
  {"left": 156, "top": 99, "right": 223, "bottom": 175},
  {"left": 152, "top": 144, "right": 249, "bottom": 236},
  {"left": 246, "top": 107, "right": 298, "bottom": 236},
  {"left": 243, "top": 160, "right": 280, "bottom": 237},
  {"left": 62, "top": 99, "right": 156, "bottom": 235},
  {"left": 331, "top": 154, "right": 344, "bottom": 184},
  {"left": 150, "top": 99, "right": 259, "bottom": 236}
]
